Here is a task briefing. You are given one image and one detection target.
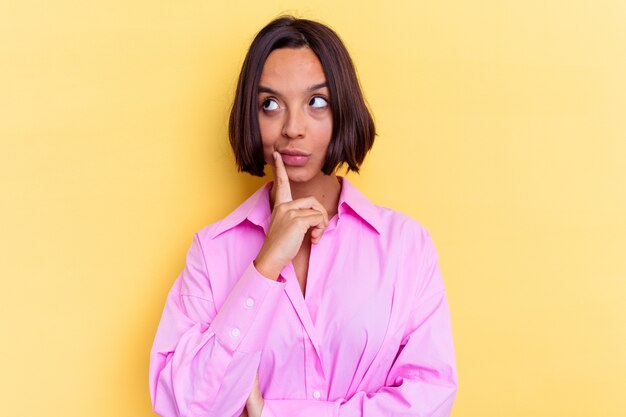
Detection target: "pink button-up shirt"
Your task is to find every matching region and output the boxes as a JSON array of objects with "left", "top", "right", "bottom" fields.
[{"left": 149, "top": 177, "right": 457, "bottom": 417}]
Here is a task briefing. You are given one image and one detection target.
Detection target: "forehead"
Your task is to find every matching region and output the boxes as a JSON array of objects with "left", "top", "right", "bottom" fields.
[{"left": 259, "top": 47, "right": 326, "bottom": 90}]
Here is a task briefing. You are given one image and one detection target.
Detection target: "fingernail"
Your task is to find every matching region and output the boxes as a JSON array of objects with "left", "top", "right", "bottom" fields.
[{"left": 273, "top": 151, "right": 278, "bottom": 161}]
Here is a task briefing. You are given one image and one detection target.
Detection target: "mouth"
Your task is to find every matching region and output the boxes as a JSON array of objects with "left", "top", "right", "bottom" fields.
[
  {"left": 278, "top": 148, "right": 311, "bottom": 157},
  {"left": 278, "top": 149, "right": 311, "bottom": 167}
]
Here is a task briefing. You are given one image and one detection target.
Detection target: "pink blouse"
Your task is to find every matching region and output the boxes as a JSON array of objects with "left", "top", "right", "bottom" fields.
[{"left": 149, "top": 177, "right": 458, "bottom": 417}]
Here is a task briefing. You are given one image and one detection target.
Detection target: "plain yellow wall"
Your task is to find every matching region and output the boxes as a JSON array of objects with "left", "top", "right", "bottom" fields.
[{"left": 1, "top": 1, "right": 624, "bottom": 416}]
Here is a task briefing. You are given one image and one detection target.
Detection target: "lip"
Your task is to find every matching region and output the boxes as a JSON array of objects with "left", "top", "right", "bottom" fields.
[
  {"left": 278, "top": 149, "right": 311, "bottom": 167},
  {"left": 279, "top": 148, "right": 311, "bottom": 156}
]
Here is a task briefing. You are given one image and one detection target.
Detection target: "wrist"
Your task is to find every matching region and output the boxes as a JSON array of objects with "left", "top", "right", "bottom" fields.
[{"left": 253, "top": 256, "right": 283, "bottom": 281}]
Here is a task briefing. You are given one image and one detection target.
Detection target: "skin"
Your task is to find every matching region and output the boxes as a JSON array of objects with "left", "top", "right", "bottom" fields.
[
  {"left": 255, "top": 47, "right": 341, "bottom": 281},
  {"left": 240, "top": 47, "right": 344, "bottom": 417}
]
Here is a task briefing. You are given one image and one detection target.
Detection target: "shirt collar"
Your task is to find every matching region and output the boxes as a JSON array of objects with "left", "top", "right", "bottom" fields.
[
  {"left": 209, "top": 176, "right": 382, "bottom": 239},
  {"left": 336, "top": 177, "right": 382, "bottom": 234}
]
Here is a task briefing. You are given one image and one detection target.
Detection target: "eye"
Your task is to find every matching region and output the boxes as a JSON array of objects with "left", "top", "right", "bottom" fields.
[
  {"left": 262, "top": 98, "right": 279, "bottom": 111},
  {"left": 309, "top": 96, "right": 328, "bottom": 109}
]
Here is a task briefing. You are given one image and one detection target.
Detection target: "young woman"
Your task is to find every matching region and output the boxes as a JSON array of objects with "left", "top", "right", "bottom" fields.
[{"left": 150, "top": 16, "right": 457, "bottom": 417}]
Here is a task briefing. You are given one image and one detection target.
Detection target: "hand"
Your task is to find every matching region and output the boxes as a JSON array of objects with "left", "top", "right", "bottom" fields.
[
  {"left": 243, "top": 373, "right": 264, "bottom": 417},
  {"left": 254, "top": 152, "right": 328, "bottom": 279}
]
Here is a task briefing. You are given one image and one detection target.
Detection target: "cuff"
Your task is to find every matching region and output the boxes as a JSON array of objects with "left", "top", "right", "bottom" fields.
[{"left": 209, "top": 261, "right": 285, "bottom": 353}]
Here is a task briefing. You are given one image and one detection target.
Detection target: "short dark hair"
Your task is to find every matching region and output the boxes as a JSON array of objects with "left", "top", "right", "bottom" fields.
[{"left": 229, "top": 16, "right": 376, "bottom": 177}]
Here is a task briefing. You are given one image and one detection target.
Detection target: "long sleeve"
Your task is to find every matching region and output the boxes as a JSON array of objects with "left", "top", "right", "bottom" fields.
[
  {"left": 260, "top": 229, "right": 458, "bottom": 417},
  {"left": 149, "top": 233, "right": 286, "bottom": 417}
]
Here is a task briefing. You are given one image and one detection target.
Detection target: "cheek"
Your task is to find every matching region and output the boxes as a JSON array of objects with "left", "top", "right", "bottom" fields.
[
  {"left": 259, "top": 114, "right": 283, "bottom": 135},
  {"left": 259, "top": 118, "right": 278, "bottom": 162},
  {"left": 314, "top": 117, "right": 333, "bottom": 149}
]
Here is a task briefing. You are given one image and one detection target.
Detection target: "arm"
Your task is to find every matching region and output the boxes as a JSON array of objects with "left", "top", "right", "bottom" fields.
[
  {"left": 260, "top": 231, "right": 458, "bottom": 417},
  {"left": 150, "top": 153, "right": 331, "bottom": 417},
  {"left": 149, "top": 234, "right": 285, "bottom": 417}
]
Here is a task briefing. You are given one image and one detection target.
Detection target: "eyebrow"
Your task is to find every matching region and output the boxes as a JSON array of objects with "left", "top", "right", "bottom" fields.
[{"left": 258, "top": 82, "right": 328, "bottom": 95}]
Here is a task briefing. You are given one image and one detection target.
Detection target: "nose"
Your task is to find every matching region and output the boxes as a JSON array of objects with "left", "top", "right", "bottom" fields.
[{"left": 282, "top": 107, "right": 306, "bottom": 139}]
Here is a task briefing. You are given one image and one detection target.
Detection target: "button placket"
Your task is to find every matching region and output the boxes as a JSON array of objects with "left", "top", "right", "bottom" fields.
[{"left": 303, "top": 337, "right": 326, "bottom": 400}]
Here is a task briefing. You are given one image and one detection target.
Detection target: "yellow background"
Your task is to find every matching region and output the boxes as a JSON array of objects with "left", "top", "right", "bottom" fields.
[{"left": 1, "top": 1, "right": 624, "bottom": 416}]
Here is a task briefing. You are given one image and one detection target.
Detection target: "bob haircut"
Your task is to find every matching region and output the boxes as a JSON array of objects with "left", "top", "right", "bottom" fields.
[{"left": 229, "top": 16, "right": 376, "bottom": 177}]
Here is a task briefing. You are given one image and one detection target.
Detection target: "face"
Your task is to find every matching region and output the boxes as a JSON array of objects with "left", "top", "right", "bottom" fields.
[{"left": 258, "top": 47, "right": 333, "bottom": 183}]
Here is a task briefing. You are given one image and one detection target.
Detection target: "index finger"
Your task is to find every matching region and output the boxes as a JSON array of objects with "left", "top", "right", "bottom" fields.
[{"left": 272, "top": 151, "right": 292, "bottom": 204}]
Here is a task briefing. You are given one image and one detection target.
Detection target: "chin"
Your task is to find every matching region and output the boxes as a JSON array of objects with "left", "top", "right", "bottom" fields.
[
  {"left": 284, "top": 171, "right": 313, "bottom": 183},
  {"left": 284, "top": 166, "right": 322, "bottom": 183}
]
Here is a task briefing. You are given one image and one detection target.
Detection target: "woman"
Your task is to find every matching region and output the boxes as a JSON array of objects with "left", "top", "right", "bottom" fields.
[{"left": 150, "top": 16, "right": 457, "bottom": 417}]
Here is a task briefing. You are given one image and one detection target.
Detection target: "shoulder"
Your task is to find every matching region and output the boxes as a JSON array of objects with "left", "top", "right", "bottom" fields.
[
  {"left": 195, "top": 220, "right": 227, "bottom": 242},
  {"left": 373, "top": 205, "right": 445, "bottom": 300},
  {"left": 374, "top": 204, "right": 435, "bottom": 249},
  {"left": 194, "top": 182, "right": 272, "bottom": 244},
  {"left": 375, "top": 205, "right": 442, "bottom": 286},
  {"left": 192, "top": 210, "right": 264, "bottom": 258},
  {"left": 178, "top": 191, "right": 270, "bottom": 299},
  {"left": 339, "top": 177, "right": 437, "bottom": 256},
  {"left": 339, "top": 177, "right": 430, "bottom": 243}
]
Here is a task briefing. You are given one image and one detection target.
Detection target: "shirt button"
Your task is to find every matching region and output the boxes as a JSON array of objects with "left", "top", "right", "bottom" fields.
[
  {"left": 231, "top": 328, "right": 240, "bottom": 337},
  {"left": 313, "top": 390, "right": 321, "bottom": 399},
  {"left": 245, "top": 298, "right": 254, "bottom": 307}
]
